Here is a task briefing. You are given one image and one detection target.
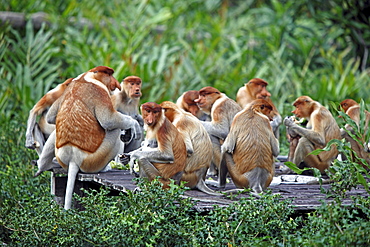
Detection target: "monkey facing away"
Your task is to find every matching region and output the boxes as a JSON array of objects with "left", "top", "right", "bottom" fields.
[
  {"left": 194, "top": 86, "right": 242, "bottom": 175},
  {"left": 25, "top": 78, "right": 74, "bottom": 155},
  {"left": 34, "top": 66, "right": 141, "bottom": 210},
  {"left": 218, "top": 99, "right": 279, "bottom": 196},
  {"left": 236, "top": 78, "right": 282, "bottom": 139}
]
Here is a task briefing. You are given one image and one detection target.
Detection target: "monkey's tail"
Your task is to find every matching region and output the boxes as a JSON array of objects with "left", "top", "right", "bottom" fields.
[
  {"left": 64, "top": 162, "right": 79, "bottom": 210},
  {"left": 196, "top": 179, "right": 224, "bottom": 196}
]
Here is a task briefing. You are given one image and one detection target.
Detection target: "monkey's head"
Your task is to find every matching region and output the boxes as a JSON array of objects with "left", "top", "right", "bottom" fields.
[
  {"left": 339, "top": 99, "right": 358, "bottom": 113},
  {"left": 250, "top": 99, "right": 274, "bottom": 120},
  {"left": 87, "top": 66, "right": 121, "bottom": 91},
  {"left": 123, "top": 76, "right": 142, "bottom": 98},
  {"left": 141, "top": 102, "right": 163, "bottom": 127},
  {"left": 292, "top": 96, "right": 315, "bottom": 118},
  {"left": 247, "top": 78, "right": 271, "bottom": 100},
  {"left": 182, "top": 90, "right": 201, "bottom": 116},
  {"left": 160, "top": 101, "right": 179, "bottom": 122},
  {"left": 195, "top": 86, "right": 221, "bottom": 114}
]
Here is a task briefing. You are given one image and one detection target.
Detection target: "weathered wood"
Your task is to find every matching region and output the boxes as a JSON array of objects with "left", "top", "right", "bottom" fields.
[{"left": 49, "top": 164, "right": 369, "bottom": 212}]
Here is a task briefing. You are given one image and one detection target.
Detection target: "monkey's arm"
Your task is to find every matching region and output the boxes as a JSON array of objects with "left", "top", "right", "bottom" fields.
[
  {"left": 201, "top": 121, "right": 229, "bottom": 140},
  {"left": 96, "top": 108, "right": 142, "bottom": 140},
  {"left": 284, "top": 117, "right": 325, "bottom": 147},
  {"left": 129, "top": 147, "right": 175, "bottom": 164},
  {"left": 270, "top": 134, "right": 280, "bottom": 157},
  {"left": 221, "top": 129, "right": 236, "bottom": 154},
  {"left": 270, "top": 114, "right": 282, "bottom": 132},
  {"left": 180, "top": 131, "right": 193, "bottom": 157}
]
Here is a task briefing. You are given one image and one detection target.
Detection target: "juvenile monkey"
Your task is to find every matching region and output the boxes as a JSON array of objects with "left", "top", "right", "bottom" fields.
[
  {"left": 176, "top": 90, "right": 210, "bottom": 121},
  {"left": 219, "top": 99, "right": 279, "bottom": 195},
  {"left": 111, "top": 75, "right": 144, "bottom": 153},
  {"left": 194, "top": 86, "right": 242, "bottom": 175},
  {"left": 34, "top": 66, "right": 141, "bottom": 210},
  {"left": 284, "top": 96, "right": 341, "bottom": 173},
  {"left": 25, "top": 78, "right": 73, "bottom": 155},
  {"left": 125, "top": 102, "right": 187, "bottom": 188},
  {"left": 160, "top": 101, "right": 221, "bottom": 195},
  {"left": 339, "top": 99, "right": 370, "bottom": 167},
  {"left": 236, "top": 78, "right": 281, "bottom": 138}
]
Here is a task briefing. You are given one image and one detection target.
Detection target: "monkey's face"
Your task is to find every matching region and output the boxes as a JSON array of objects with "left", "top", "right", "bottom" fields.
[
  {"left": 126, "top": 81, "right": 142, "bottom": 98},
  {"left": 142, "top": 109, "right": 161, "bottom": 126},
  {"left": 292, "top": 103, "right": 309, "bottom": 118},
  {"left": 253, "top": 83, "right": 271, "bottom": 99},
  {"left": 339, "top": 99, "right": 357, "bottom": 112},
  {"left": 195, "top": 93, "right": 216, "bottom": 113}
]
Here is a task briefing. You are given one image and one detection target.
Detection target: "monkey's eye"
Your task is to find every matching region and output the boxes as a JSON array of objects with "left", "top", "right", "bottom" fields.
[{"left": 261, "top": 105, "right": 265, "bottom": 110}]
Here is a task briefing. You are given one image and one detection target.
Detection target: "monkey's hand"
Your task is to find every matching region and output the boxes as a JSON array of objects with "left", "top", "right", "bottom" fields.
[
  {"left": 270, "top": 114, "right": 282, "bottom": 131},
  {"left": 119, "top": 154, "right": 131, "bottom": 164},
  {"left": 25, "top": 137, "right": 37, "bottom": 149},
  {"left": 221, "top": 142, "right": 234, "bottom": 154},
  {"left": 131, "top": 120, "right": 143, "bottom": 140},
  {"left": 283, "top": 116, "right": 296, "bottom": 127},
  {"left": 133, "top": 114, "right": 144, "bottom": 127}
]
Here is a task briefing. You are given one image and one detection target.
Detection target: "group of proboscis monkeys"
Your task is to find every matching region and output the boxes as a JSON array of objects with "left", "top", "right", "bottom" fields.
[{"left": 25, "top": 66, "right": 369, "bottom": 209}]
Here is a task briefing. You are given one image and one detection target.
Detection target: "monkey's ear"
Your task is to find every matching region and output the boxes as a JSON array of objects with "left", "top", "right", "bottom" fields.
[{"left": 110, "top": 78, "right": 121, "bottom": 91}]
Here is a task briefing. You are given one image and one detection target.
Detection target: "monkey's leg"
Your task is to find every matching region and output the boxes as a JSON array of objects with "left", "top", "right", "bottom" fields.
[
  {"left": 32, "top": 123, "right": 46, "bottom": 156},
  {"left": 34, "top": 131, "right": 59, "bottom": 177},
  {"left": 137, "top": 158, "right": 161, "bottom": 181},
  {"left": 218, "top": 152, "right": 231, "bottom": 188}
]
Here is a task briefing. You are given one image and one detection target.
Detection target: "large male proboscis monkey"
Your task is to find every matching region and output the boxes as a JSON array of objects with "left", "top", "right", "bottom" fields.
[
  {"left": 111, "top": 75, "right": 144, "bottom": 154},
  {"left": 283, "top": 96, "right": 341, "bottom": 173},
  {"left": 160, "top": 101, "right": 221, "bottom": 196},
  {"left": 124, "top": 102, "right": 187, "bottom": 188},
  {"left": 219, "top": 99, "right": 279, "bottom": 196},
  {"left": 25, "top": 78, "right": 73, "bottom": 155},
  {"left": 34, "top": 66, "right": 141, "bottom": 210},
  {"left": 176, "top": 90, "right": 210, "bottom": 121},
  {"left": 194, "top": 86, "right": 242, "bottom": 175},
  {"left": 339, "top": 99, "right": 370, "bottom": 167},
  {"left": 236, "top": 78, "right": 282, "bottom": 139}
]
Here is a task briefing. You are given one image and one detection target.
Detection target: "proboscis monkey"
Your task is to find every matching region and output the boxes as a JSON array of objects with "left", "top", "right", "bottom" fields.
[
  {"left": 34, "top": 66, "right": 141, "bottom": 210},
  {"left": 236, "top": 78, "right": 282, "bottom": 138},
  {"left": 176, "top": 90, "right": 210, "bottom": 121},
  {"left": 25, "top": 78, "right": 73, "bottom": 155},
  {"left": 124, "top": 102, "right": 187, "bottom": 188},
  {"left": 283, "top": 96, "right": 341, "bottom": 173},
  {"left": 194, "top": 86, "right": 242, "bottom": 175},
  {"left": 339, "top": 99, "right": 370, "bottom": 167},
  {"left": 111, "top": 75, "right": 144, "bottom": 154},
  {"left": 218, "top": 99, "right": 279, "bottom": 196},
  {"left": 160, "top": 101, "right": 221, "bottom": 195}
]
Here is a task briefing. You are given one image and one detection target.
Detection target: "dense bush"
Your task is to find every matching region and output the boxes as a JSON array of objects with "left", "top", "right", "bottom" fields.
[{"left": 1, "top": 0, "right": 370, "bottom": 245}]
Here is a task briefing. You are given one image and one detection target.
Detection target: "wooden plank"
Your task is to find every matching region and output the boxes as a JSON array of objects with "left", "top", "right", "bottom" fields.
[{"left": 50, "top": 164, "right": 369, "bottom": 212}]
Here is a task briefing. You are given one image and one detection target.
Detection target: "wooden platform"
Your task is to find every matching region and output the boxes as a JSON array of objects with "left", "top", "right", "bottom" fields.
[{"left": 50, "top": 159, "right": 369, "bottom": 212}]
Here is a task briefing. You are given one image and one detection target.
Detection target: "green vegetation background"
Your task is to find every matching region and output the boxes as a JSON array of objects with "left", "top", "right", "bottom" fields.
[{"left": 1, "top": 0, "right": 370, "bottom": 245}]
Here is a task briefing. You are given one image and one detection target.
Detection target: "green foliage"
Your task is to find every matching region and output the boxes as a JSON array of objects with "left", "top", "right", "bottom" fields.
[{"left": 1, "top": 0, "right": 370, "bottom": 245}]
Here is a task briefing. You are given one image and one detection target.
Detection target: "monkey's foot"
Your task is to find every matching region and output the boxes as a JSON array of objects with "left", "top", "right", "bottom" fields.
[{"left": 279, "top": 164, "right": 295, "bottom": 174}]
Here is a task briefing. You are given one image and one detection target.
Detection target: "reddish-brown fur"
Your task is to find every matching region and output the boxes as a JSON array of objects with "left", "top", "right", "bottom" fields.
[
  {"left": 194, "top": 86, "right": 242, "bottom": 175},
  {"left": 160, "top": 101, "right": 219, "bottom": 194},
  {"left": 221, "top": 99, "right": 279, "bottom": 193},
  {"left": 138, "top": 102, "right": 187, "bottom": 187}
]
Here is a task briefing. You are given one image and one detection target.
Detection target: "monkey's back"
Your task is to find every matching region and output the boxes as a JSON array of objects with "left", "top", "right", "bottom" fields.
[
  {"left": 56, "top": 81, "right": 106, "bottom": 153},
  {"left": 232, "top": 110, "right": 275, "bottom": 175}
]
